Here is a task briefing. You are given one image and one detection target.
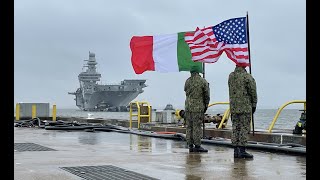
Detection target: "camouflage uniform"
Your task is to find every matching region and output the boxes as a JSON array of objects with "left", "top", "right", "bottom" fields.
[
  {"left": 228, "top": 66, "right": 257, "bottom": 147},
  {"left": 184, "top": 71, "right": 210, "bottom": 147}
]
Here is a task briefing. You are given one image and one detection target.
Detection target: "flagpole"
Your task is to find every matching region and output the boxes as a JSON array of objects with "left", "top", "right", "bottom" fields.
[
  {"left": 202, "top": 26, "right": 206, "bottom": 79},
  {"left": 202, "top": 62, "right": 206, "bottom": 139},
  {"left": 202, "top": 25, "right": 207, "bottom": 139},
  {"left": 246, "top": 11, "right": 255, "bottom": 136},
  {"left": 202, "top": 62, "right": 205, "bottom": 78}
]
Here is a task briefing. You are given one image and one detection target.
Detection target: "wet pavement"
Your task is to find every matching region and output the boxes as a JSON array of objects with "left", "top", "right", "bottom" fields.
[{"left": 14, "top": 127, "right": 306, "bottom": 180}]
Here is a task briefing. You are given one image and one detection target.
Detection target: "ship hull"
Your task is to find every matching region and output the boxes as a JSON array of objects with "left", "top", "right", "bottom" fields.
[
  {"left": 84, "top": 90, "right": 141, "bottom": 110},
  {"left": 69, "top": 52, "right": 146, "bottom": 111}
]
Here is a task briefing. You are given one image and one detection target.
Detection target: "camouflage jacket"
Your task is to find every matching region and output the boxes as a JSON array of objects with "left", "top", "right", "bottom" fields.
[
  {"left": 228, "top": 66, "right": 257, "bottom": 114},
  {"left": 184, "top": 72, "right": 210, "bottom": 112}
]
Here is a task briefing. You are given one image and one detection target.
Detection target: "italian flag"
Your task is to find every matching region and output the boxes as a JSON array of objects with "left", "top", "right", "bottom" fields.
[{"left": 130, "top": 32, "right": 203, "bottom": 74}]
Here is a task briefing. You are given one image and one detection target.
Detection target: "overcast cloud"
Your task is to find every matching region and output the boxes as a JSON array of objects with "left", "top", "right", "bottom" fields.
[{"left": 14, "top": 0, "right": 306, "bottom": 109}]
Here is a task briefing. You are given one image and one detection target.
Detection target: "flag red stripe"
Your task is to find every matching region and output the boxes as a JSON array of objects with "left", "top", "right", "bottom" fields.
[
  {"left": 191, "top": 48, "right": 222, "bottom": 57},
  {"left": 189, "top": 43, "right": 220, "bottom": 49},
  {"left": 224, "top": 48, "right": 249, "bottom": 59},
  {"left": 130, "top": 36, "right": 155, "bottom": 74},
  {"left": 230, "top": 47, "right": 248, "bottom": 52},
  {"left": 225, "top": 51, "right": 249, "bottom": 63},
  {"left": 193, "top": 51, "right": 224, "bottom": 61},
  {"left": 192, "top": 34, "right": 211, "bottom": 44},
  {"left": 185, "top": 32, "right": 194, "bottom": 37},
  {"left": 226, "top": 50, "right": 250, "bottom": 67}
]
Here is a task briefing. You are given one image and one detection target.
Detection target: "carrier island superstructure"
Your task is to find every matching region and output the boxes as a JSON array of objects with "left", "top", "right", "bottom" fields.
[{"left": 68, "top": 52, "right": 147, "bottom": 111}]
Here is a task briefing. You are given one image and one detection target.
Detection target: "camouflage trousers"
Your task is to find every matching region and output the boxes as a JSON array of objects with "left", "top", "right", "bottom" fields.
[
  {"left": 231, "top": 113, "right": 251, "bottom": 146},
  {"left": 185, "top": 112, "right": 204, "bottom": 146}
]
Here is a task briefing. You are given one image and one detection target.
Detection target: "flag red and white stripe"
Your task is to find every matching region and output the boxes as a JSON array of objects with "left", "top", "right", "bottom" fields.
[{"left": 184, "top": 17, "right": 250, "bottom": 67}]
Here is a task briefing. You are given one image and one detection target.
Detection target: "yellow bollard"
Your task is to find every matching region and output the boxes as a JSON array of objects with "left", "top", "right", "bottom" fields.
[
  {"left": 32, "top": 104, "right": 36, "bottom": 119},
  {"left": 16, "top": 103, "right": 20, "bottom": 120},
  {"left": 52, "top": 105, "right": 57, "bottom": 121}
]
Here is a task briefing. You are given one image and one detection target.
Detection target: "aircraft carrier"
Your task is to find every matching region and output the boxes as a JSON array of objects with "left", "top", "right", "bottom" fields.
[{"left": 68, "top": 52, "right": 147, "bottom": 111}]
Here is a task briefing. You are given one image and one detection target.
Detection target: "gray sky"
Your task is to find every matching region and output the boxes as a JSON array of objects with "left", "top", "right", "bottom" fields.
[{"left": 14, "top": 0, "right": 306, "bottom": 109}]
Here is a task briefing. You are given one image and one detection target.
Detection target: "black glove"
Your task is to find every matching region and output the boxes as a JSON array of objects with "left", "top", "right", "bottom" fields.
[{"left": 252, "top": 106, "right": 256, "bottom": 114}]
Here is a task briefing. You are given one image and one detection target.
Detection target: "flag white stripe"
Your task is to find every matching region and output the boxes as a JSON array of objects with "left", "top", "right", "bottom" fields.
[
  {"left": 224, "top": 44, "right": 248, "bottom": 49},
  {"left": 191, "top": 51, "right": 221, "bottom": 60},
  {"left": 198, "top": 58, "right": 219, "bottom": 63},
  {"left": 189, "top": 42, "right": 224, "bottom": 52},
  {"left": 153, "top": 34, "right": 179, "bottom": 72}
]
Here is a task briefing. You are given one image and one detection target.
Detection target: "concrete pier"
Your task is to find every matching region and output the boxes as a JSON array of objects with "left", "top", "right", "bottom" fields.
[{"left": 14, "top": 126, "right": 306, "bottom": 180}]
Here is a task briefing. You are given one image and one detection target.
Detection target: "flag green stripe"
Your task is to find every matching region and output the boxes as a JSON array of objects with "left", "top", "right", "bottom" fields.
[{"left": 177, "top": 32, "right": 203, "bottom": 73}]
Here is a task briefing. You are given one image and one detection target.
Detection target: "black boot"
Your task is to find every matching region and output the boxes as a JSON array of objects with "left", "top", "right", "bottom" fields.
[
  {"left": 238, "top": 146, "right": 253, "bottom": 159},
  {"left": 193, "top": 145, "right": 208, "bottom": 153},
  {"left": 234, "top": 146, "right": 239, "bottom": 158},
  {"left": 189, "top": 144, "right": 194, "bottom": 152}
]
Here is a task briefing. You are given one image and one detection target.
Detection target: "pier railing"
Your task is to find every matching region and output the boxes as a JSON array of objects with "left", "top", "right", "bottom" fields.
[
  {"left": 268, "top": 100, "right": 306, "bottom": 133},
  {"left": 208, "top": 102, "right": 230, "bottom": 129},
  {"left": 129, "top": 101, "right": 151, "bottom": 129},
  {"left": 15, "top": 103, "right": 57, "bottom": 121}
]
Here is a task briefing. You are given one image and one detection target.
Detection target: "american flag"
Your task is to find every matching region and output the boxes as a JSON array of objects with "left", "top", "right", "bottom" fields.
[{"left": 185, "top": 17, "right": 249, "bottom": 67}]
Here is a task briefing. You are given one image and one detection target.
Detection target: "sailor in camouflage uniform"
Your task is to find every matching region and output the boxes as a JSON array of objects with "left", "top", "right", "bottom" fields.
[
  {"left": 228, "top": 65, "right": 257, "bottom": 158},
  {"left": 184, "top": 66, "right": 210, "bottom": 153}
]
